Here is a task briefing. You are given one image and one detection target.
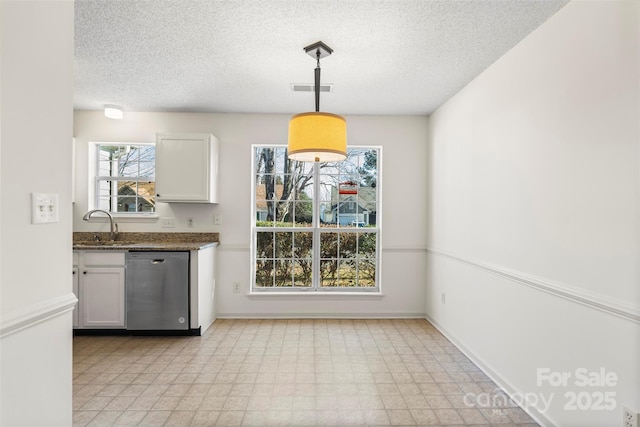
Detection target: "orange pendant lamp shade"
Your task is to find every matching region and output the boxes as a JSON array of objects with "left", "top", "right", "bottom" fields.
[
  {"left": 288, "top": 112, "right": 347, "bottom": 162},
  {"left": 288, "top": 41, "right": 347, "bottom": 163}
]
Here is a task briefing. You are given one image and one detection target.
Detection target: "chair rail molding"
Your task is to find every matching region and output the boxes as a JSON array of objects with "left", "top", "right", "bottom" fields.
[
  {"left": 0, "top": 293, "right": 78, "bottom": 338},
  {"left": 427, "top": 248, "right": 640, "bottom": 324}
]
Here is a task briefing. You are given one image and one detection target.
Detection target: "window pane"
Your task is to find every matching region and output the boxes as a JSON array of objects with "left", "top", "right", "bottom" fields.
[
  {"left": 256, "top": 232, "right": 274, "bottom": 258},
  {"left": 138, "top": 145, "right": 155, "bottom": 162},
  {"left": 293, "top": 260, "right": 312, "bottom": 287},
  {"left": 320, "top": 260, "right": 338, "bottom": 287},
  {"left": 113, "top": 181, "right": 155, "bottom": 212},
  {"left": 274, "top": 232, "right": 293, "bottom": 258},
  {"left": 255, "top": 260, "right": 274, "bottom": 287},
  {"left": 320, "top": 233, "right": 338, "bottom": 258},
  {"left": 338, "top": 260, "right": 357, "bottom": 286},
  {"left": 274, "top": 260, "right": 293, "bottom": 287},
  {"left": 339, "top": 232, "right": 357, "bottom": 259},
  {"left": 116, "top": 181, "right": 137, "bottom": 212},
  {"left": 275, "top": 201, "right": 293, "bottom": 226},
  {"left": 358, "top": 259, "right": 376, "bottom": 287},
  {"left": 119, "top": 162, "right": 139, "bottom": 177},
  {"left": 255, "top": 174, "right": 276, "bottom": 225},
  {"left": 358, "top": 233, "right": 376, "bottom": 258},
  {"left": 293, "top": 201, "right": 312, "bottom": 226},
  {"left": 293, "top": 232, "right": 313, "bottom": 259}
]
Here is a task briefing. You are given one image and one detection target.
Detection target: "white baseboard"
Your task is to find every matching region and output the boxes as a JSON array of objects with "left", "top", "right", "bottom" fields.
[
  {"left": 425, "top": 313, "right": 557, "bottom": 427},
  {"left": 216, "top": 313, "right": 427, "bottom": 319}
]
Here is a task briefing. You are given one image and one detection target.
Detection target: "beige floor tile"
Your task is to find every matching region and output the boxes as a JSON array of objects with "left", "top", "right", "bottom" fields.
[
  {"left": 86, "top": 410, "right": 123, "bottom": 426},
  {"left": 80, "top": 396, "right": 114, "bottom": 411},
  {"left": 73, "top": 410, "right": 98, "bottom": 426},
  {"left": 289, "top": 410, "right": 317, "bottom": 426},
  {"left": 103, "top": 396, "right": 136, "bottom": 411},
  {"left": 163, "top": 410, "right": 196, "bottom": 427},
  {"left": 200, "top": 395, "right": 227, "bottom": 410},
  {"left": 175, "top": 395, "right": 204, "bottom": 410},
  {"left": 387, "top": 408, "right": 416, "bottom": 425},
  {"left": 126, "top": 395, "right": 159, "bottom": 411},
  {"left": 435, "top": 408, "right": 465, "bottom": 424},
  {"left": 72, "top": 319, "right": 539, "bottom": 427},
  {"left": 315, "top": 410, "right": 340, "bottom": 426},
  {"left": 139, "top": 410, "right": 171, "bottom": 426},
  {"left": 409, "top": 408, "right": 439, "bottom": 425},
  {"left": 364, "top": 409, "right": 391, "bottom": 425},
  {"left": 191, "top": 410, "right": 220, "bottom": 426},
  {"left": 186, "top": 383, "right": 211, "bottom": 396},
  {"left": 113, "top": 410, "right": 147, "bottom": 426},
  {"left": 267, "top": 409, "right": 294, "bottom": 426},
  {"left": 382, "top": 394, "right": 408, "bottom": 410},
  {"left": 241, "top": 410, "right": 268, "bottom": 427},
  {"left": 458, "top": 407, "right": 491, "bottom": 424},
  {"left": 151, "top": 395, "right": 181, "bottom": 410}
]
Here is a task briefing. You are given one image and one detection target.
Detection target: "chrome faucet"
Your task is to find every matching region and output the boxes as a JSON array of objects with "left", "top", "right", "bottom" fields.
[{"left": 82, "top": 209, "right": 119, "bottom": 241}]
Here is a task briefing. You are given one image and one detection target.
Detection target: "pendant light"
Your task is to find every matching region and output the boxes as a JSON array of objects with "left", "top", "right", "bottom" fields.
[{"left": 288, "top": 41, "right": 347, "bottom": 162}]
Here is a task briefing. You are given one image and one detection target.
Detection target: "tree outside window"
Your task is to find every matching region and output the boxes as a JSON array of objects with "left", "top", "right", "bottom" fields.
[
  {"left": 95, "top": 143, "right": 155, "bottom": 214},
  {"left": 252, "top": 145, "right": 380, "bottom": 291}
]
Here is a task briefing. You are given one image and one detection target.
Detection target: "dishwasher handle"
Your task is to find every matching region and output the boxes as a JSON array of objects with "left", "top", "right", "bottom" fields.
[{"left": 151, "top": 259, "right": 166, "bottom": 264}]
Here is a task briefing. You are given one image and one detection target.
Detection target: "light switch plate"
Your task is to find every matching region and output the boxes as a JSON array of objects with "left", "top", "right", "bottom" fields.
[{"left": 31, "top": 193, "right": 59, "bottom": 224}]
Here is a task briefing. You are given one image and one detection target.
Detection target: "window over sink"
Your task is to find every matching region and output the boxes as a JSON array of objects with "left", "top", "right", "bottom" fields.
[{"left": 88, "top": 142, "right": 156, "bottom": 215}]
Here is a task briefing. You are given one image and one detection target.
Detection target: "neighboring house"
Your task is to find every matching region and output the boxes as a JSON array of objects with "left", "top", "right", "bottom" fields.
[
  {"left": 329, "top": 197, "right": 369, "bottom": 226},
  {"left": 117, "top": 182, "right": 156, "bottom": 213},
  {"left": 255, "top": 183, "right": 284, "bottom": 221},
  {"left": 322, "top": 186, "right": 377, "bottom": 226}
]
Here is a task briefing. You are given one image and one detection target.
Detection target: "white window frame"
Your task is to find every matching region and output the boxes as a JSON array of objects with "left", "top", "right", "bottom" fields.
[
  {"left": 250, "top": 144, "right": 382, "bottom": 293},
  {"left": 87, "top": 141, "right": 157, "bottom": 218}
]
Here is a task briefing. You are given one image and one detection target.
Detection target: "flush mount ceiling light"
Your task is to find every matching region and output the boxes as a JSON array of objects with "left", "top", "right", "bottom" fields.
[
  {"left": 104, "top": 104, "right": 123, "bottom": 119},
  {"left": 288, "top": 41, "right": 346, "bottom": 163}
]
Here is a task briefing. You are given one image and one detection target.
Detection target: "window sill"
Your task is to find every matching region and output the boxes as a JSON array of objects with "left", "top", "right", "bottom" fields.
[
  {"left": 247, "top": 291, "right": 384, "bottom": 298},
  {"left": 84, "top": 214, "right": 159, "bottom": 223}
]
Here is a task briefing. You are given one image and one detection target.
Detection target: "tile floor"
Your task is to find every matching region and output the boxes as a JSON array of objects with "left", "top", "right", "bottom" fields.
[{"left": 73, "top": 319, "right": 539, "bottom": 426}]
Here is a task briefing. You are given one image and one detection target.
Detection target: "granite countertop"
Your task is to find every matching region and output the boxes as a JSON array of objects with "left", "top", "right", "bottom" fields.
[{"left": 73, "top": 232, "right": 219, "bottom": 251}]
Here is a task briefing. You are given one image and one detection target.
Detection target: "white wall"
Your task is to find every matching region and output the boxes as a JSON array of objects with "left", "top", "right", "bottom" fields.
[
  {"left": 73, "top": 112, "right": 429, "bottom": 317},
  {"left": 427, "top": 1, "right": 639, "bottom": 426},
  {"left": 0, "top": 1, "right": 75, "bottom": 426}
]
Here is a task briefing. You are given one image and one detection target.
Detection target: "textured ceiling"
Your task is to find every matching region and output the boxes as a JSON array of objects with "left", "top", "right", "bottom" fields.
[{"left": 74, "top": 0, "right": 569, "bottom": 116}]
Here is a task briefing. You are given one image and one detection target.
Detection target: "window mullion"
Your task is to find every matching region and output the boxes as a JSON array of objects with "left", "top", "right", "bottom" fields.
[{"left": 312, "top": 162, "right": 321, "bottom": 290}]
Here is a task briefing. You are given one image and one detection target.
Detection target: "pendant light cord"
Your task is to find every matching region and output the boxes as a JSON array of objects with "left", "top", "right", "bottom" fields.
[{"left": 314, "top": 48, "right": 321, "bottom": 112}]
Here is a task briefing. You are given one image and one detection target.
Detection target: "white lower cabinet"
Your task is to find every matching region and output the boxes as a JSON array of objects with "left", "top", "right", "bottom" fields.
[
  {"left": 74, "top": 251, "right": 126, "bottom": 329},
  {"left": 72, "top": 267, "right": 79, "bottom": 328}
]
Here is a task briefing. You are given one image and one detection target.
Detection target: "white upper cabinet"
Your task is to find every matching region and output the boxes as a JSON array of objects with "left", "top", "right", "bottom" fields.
[{"left": 155, "top": 133, "right": 220, "bottom": 203}]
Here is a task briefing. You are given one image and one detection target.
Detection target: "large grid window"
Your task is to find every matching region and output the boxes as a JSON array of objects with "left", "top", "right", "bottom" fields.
[
  {"left": 252, "top": 145, "right": 380, "bottom": 291},
  {"left": 94, "top": 143, "right": 155, "bottom": 214}
]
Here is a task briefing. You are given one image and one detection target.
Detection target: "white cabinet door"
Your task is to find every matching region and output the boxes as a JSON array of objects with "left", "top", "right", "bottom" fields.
[
  {"left": 72, "top": 267, "right": 79, "bottom": 328},
  {"left": 80, "top": 267, "right": 125, "bottom": 328},
  {"left": 155, "top": 133, "right": 219, "bottom": 203}
]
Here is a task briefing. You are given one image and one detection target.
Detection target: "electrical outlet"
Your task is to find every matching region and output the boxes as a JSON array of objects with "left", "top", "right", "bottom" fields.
[
  {"left": 232, "top": 282, "right": 240, "bottom": 293},
  {"left": 161, "top": 218, "right": 176, "bottom": 228},
  {"left": 214, "top": 214, "right": 222, "bottom": 225},
  {"left": 187, "top": 218, "right": 194, "bottom": 228},
  {"left": 624, "top": 406, "right": 638, "bottom": 427}
]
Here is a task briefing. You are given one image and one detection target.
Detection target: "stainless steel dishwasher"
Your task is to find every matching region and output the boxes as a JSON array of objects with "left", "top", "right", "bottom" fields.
[{"left": 126, "top": 251, "right": 189, "bottom": 330}]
